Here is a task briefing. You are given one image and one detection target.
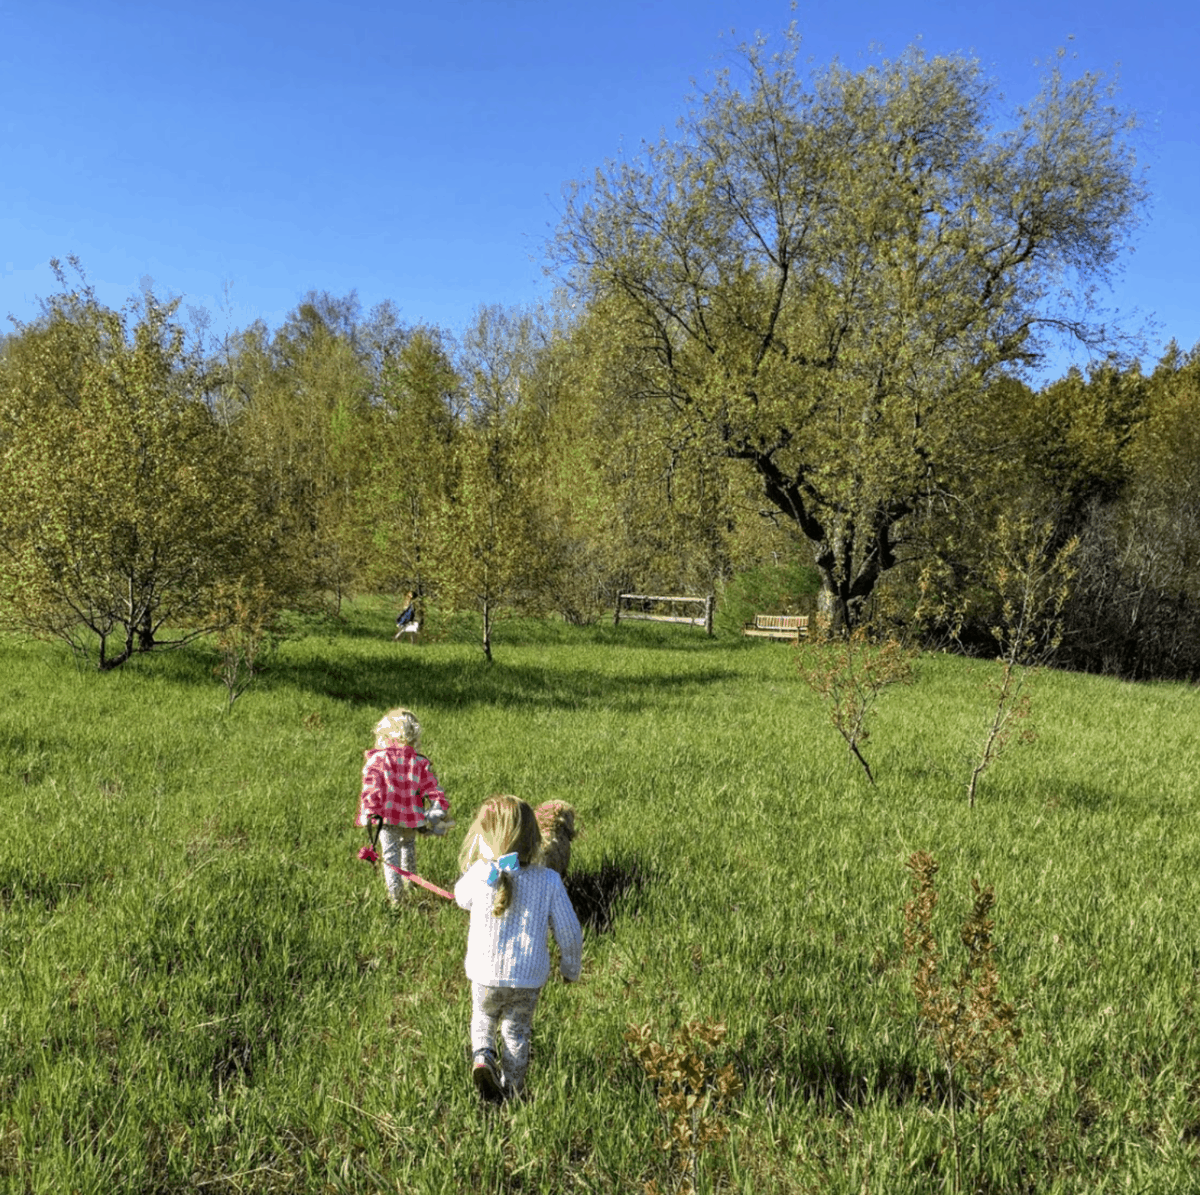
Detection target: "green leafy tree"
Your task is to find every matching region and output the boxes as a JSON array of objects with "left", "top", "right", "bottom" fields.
[
  {"left": 428, "top": 305, "right": 555, "bottom": 661},
  {"left": 514, "top": 306, "right": 619, "bottom": 623},
  {"left": 554, "top": 29, "right": 1145, "bottom": 631},
  {"left": 357, "top": 325, "right": 463, "bottom": 607},
  {"left": 224, "top": 292, "right": 374, "bottom": 612},
  {"left": 0, "top": 261, "right": 255, "bottom": 668},
  {"left": 538, "top": 297, "right": 738, "bottom": 616}
]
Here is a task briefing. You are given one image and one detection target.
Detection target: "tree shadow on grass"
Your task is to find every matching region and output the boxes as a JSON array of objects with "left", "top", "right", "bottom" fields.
[
  {"left": 272, "top": 652, "right": 740, "bottom": 717},
  {"left": 0, "top": 871, "right": 75, "bottom": 912},
  {"left": 30, "top": 615, "right": 743, "bottom": 718},
  {"left": 1043, "top": 782, "right": 1117, "bottom": 813}
]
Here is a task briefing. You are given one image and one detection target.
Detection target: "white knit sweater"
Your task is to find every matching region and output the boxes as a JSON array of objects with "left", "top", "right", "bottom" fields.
[{"left": 455, "top": 861, "right": 583, "bottom": 988}]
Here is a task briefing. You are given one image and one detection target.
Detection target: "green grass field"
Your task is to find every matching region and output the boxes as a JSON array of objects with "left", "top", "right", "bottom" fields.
[{"left": 3, "top": 600, "right": 1200, "bottom": 1193}]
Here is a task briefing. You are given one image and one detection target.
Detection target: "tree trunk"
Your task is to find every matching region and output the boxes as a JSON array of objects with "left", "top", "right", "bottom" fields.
[{"left": 138, "top": 608, "right": 155, "bottom": 652}]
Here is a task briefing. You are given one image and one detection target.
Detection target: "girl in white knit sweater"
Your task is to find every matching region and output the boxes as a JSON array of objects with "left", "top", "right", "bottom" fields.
[{"left": 454, "top": 795, "right": 582, "bottom": 1101}]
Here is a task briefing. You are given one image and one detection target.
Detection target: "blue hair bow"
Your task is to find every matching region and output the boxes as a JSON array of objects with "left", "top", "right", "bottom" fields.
[{"left": 485, "top": 852, "right": 519, "bottom": 886}]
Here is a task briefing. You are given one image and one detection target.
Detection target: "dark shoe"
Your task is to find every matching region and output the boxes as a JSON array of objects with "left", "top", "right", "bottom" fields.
[{"left": 472, "top": 1050, "right": 503, "bottom": 1102}]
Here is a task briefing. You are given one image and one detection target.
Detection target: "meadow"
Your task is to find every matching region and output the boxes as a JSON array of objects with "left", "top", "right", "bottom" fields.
[{"left": 2, "top": 600, "right": 1200, "bottom": 1194}]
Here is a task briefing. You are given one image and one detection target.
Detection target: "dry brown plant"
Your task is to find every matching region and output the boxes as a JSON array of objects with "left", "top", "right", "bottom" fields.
[
  {"left": 625, "top": 1018, "right": 743, "bottom": 1195},
  {"left": 903, "top": 851, "right": 1023, "bottom": 1192}
]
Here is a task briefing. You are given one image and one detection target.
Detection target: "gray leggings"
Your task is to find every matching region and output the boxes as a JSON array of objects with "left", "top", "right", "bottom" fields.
[
  {"left": 377, "top": 826, "right": 416, "bottom": 901},
  {"left": 471, "top": 983, "right": 542, "bottom": 1093}
]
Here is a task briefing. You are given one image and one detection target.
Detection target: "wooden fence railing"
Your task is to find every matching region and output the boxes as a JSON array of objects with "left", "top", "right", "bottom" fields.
[{"left": 614, "top": 593, "right": 714, "bottom": 636}]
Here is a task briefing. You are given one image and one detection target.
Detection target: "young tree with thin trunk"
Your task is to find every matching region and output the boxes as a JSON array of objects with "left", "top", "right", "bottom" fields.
[
  {"left": 357, "top": 326, "right": 463, "bottom": 606},
  {"left": 427, "top": 305, "right": 554, "bottom": 662},
  {"left": 959, "top": 515, "right": 1078, "bottom": 806}
]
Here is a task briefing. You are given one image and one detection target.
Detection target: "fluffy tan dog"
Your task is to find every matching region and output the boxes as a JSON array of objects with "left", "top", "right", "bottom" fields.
[{"left": 533, "top": 800, "right": 577, "bottom": 877}]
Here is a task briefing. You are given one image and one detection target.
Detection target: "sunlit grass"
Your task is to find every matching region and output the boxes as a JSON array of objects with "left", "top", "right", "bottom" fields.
[{"left": 3, "top": 603, "right": 1200, "bottom": 1191}]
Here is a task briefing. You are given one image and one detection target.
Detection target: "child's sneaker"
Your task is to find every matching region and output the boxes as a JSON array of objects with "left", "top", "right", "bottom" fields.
[{"left": 472, "top": 1049, "right": 503, "bottom": 1102}]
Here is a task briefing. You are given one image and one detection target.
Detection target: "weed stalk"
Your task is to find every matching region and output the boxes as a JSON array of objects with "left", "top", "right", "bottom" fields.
[
  {"left": 903, "top": 851, "right": 1022, "bottom": 1193},
  {"left": 625, "top": 1018, "right": 743, "bottom": 1194}
]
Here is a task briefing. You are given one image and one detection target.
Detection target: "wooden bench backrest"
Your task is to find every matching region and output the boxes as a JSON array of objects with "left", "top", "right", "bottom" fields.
[{"left": 754, "top": 614, "right": 806, "bottom": 630}]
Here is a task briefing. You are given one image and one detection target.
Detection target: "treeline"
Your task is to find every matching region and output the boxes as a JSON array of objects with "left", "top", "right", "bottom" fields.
[
  {"left": 0, "top": 259, "right": 1197, "bottom": 677},
  {"left": 4, "top": 35, "right": 1199, "bottom": 677},
  {"left": 0, "top": 262, "right": 772, "bottom": 665},
  {"left": 1023, "top": 349, "right": 1200, "bottom": 680},
  {"left": 891, "top": 348, "right": 1200, "bottom": 681}
]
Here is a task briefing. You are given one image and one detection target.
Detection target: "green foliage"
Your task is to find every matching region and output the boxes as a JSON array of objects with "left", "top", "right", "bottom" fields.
[
  {"left": 224, "top": 291, "right": 376, "bottom": 612},
  {"left": 534, "top": 295, "right": 739, "bottom": 613},
  {"left": 714, "top": 563, "right": 821, "bottom": 636},
  {"left": 1061, "top": 346, "right": 1200, "bottom": 678},
  {"left": 0, "top": 261, "right": 258, "bottom": 668},
  {"left": 426, "top": 304, "right": 564, "bottom": 660},
  {"left": 1020, "top": 365, "right": 1146, "bottom": 517},
  {"left": 209, "top": 577, "right": 283, "bottom": 709},
  {"left": 357, "top": 325, "right": 463, "bottom": 601},
  {"left": 555, "top": 29, "right": 1146, "bottom": 630},
  {"left": 430, "top": 419, "right": 547, "bottom": 661}
]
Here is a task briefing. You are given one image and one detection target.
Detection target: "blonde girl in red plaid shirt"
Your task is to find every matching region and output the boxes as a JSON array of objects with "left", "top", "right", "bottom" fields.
[{"left": 356, "top": 707, "right": 449, "bottom": 901}]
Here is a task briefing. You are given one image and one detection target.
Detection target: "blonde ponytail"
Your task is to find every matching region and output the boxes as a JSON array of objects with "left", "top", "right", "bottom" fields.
[{"left": 492, "top": 870, "right": 514, "bottom": 917}]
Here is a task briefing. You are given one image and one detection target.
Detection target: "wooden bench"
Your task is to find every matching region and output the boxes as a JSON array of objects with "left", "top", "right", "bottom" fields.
[{"left": 742, "top": 613, "right": 809, "bottom": 640}]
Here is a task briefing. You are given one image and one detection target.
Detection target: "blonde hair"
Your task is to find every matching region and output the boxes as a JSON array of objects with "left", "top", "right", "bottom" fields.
[
  {"left": 458, "top": 795, "right": 542, "bottom": 916},
  {"left": 373, "top": 706, "right": 421, "bottom": 750}
]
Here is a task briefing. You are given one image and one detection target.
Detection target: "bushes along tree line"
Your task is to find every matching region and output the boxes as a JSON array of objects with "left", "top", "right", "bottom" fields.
[{"left": 2, "top": 35, "right": 1197, "bottom": 676}]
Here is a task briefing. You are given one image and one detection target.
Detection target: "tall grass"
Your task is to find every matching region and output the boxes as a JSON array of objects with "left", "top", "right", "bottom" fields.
[{"left": 3, "top": 600, "right": 1200, "bottom": 1192}]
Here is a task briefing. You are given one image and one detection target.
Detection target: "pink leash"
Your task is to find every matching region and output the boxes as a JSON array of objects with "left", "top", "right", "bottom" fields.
[{"left": 358, "top": 836, "right": 457, "bottom": 902}]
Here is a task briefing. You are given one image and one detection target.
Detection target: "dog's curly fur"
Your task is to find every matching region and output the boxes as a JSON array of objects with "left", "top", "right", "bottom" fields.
[{"left": 534, "top": 800, "right": 577, "bottom": 877}]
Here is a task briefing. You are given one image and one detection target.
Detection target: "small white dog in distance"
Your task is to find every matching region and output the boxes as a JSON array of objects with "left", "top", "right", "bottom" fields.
[{"left": 533, "top": 801, "right": 577, "bottom": 877}]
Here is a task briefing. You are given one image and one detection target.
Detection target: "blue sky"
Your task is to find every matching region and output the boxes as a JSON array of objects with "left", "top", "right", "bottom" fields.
[{"left": 2, "top": 0, "right": 1196, "bottom": 379}]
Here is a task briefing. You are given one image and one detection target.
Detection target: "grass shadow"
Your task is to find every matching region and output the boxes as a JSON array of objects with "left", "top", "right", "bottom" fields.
[
  {"left": 1048, "top": 782, "right": 1118, "bottom": 812},
  {"left": 565, "top": 854, "right": 651, "bottom": 934},
  {"left": 729, "top": 1005, "right": 921, "bottom": 1114}
]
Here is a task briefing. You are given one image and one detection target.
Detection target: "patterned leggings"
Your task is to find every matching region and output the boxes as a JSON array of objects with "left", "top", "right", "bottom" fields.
[
  {"left": 471, "top": 983, "right": 542, "bottom": 1093},
  {"left": 377, "top": 827, "right": 416, "bottom": 901}
]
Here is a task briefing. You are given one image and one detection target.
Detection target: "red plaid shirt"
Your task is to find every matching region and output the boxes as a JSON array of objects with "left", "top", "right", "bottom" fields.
[{"left": 356, "top": 745, "right": 448, "bottom": 829}]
